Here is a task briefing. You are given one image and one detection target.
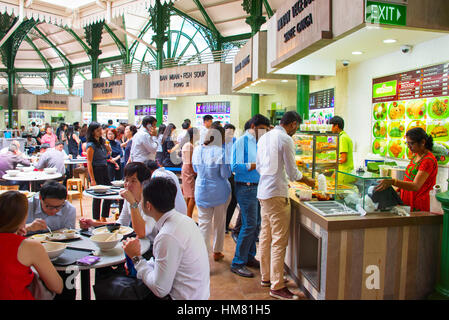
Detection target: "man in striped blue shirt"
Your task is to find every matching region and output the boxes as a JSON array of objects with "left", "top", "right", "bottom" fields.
[{"left": 230, "top": 114, "right": 271, "bottom": 278}]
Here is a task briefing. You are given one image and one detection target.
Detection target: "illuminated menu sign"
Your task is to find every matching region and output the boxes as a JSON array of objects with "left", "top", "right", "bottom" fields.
[
  {"left": 196, "top": 102, "right": 230, "bottom": 115},
  {"left": 37, "top": 95, "right": 68, "bottom": 110},
  {"left": 373, "top": 62, "right": 449, "bottom": 103},
  {"left": 135, "top": 104, "right": 168, "bottom": 116},
  {"left": 309, "top": 88, "right": 334, "bottom": 110}
]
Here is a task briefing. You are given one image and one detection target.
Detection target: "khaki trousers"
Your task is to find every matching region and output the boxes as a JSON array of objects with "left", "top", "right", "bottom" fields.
[
  {"left": 197, "top": 195, "right": 231, "bottom": 254},
  {"left": 259, "top": 197, "right": 291, "bottom": 291}
]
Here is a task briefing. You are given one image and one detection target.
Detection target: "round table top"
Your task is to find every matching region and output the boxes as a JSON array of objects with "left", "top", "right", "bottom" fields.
[
  {"left": 64, "top": 159, "right": 88, "bottom": 165},
  {"left": 3, "top": 171, "right": 62, "bottom": 181},
  {"left": 83, "top": 189, "right": 123, "bottom": 200},
  {"left": 53, "top": 233, "right": 151, "bottom": 271}
]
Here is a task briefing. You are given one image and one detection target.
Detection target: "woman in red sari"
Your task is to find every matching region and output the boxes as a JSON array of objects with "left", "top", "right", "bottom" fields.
[{"left": 376, "top": 127, "right": 438, "bottom": 212}]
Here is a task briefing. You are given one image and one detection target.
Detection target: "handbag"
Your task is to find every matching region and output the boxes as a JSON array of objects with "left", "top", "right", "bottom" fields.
[{"left": 27, "top": 267, "right": 56, "bottom": 300}]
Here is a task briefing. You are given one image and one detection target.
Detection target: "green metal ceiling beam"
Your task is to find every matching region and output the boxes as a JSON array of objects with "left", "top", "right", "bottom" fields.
[
  {"left": 171, "top": 18, "right": 185, "bottom": 58},
  {"left": 24, "top": 36, "right": 51, "bottom": 71},
  {"left": 176, "top": 29, "right": 201, "bottom": 59},
  {"left": 63, "top": 27, "right": 91, "bottom": 59},
  {"left": 104, "top": 24, "right": 129, "bottom": 64},
  {"left": 263, "top": 0, "right": 274, "bottom": 18},
  {"left": 52, "top": 55, "right": 123, "bottom": 73},
  {"left": 129, "top": 19, "right": 152, "bottom": 60},
  {"left": 222, "top": 33, "right": 252, "bottom": 43},
  {"left": 33, "top": 25, "right": 71, "bottom": 68},
  {"left": 170, "top": 6, "right": 210, "bottom": 32},
  {"left": 192, "top": 0, "right": 221, "bottom": 38}
]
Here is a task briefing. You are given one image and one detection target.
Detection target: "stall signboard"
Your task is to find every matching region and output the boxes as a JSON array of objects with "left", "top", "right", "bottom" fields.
[
  {"left": 309, "top": 88, "right": 334, "bottom": 123},
  {"left": 159, "top": 65, "right": 208, "bottom": 97},
  {"left": 92, "top": 75, "right": 125, "bottom": 101},
  {"left": 371, "top": 62, "right": 449, "bottom": 165},
  {"left": 37, "top": 95, "right": 68, "bottom": 110},
  {"left": 365, "top": 1, "right": 407, "bottom": 27},
  {"left": 195, "top": 101, "right": 231, "bottom": 126},
  {"left": 272, "top": 0, "right": 332, "bottom": 69},
  {"left": 233, "top": 38, "right": 252, "bottom": 90}
]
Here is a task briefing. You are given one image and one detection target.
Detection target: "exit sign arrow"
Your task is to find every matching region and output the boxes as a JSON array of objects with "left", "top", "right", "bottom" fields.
[{"left": 365, "top": 1, "right": 407, "bottom": 27}]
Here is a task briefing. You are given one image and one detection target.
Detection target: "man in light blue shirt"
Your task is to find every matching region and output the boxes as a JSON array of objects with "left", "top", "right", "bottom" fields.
[
  {"left": 25, "top": 180, "right": 76, "bottom": 234},
  {"left": 230, "top": 114, "right": 271, "bottom": 278}
]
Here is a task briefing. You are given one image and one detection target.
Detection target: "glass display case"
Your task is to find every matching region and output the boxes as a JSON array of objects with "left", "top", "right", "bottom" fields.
[
  {"left": 335, "top": 170, "right": 392, "bottom": 213},
  {"left": 293, "top": 132, "right": 339, "bottom": 188}
]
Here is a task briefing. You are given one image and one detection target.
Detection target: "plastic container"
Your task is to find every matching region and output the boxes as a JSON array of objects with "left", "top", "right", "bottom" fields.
[
  {"left": 430, "top": 185, "right": 443, "bottom": 215},
  {"left": 317, "top": 174, "right": 327, "bottom": 193}
]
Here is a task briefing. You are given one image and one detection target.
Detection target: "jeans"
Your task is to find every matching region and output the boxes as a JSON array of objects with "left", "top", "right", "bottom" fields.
[{"left": 231, "top": 184, "right": 260, "bottom": 268}]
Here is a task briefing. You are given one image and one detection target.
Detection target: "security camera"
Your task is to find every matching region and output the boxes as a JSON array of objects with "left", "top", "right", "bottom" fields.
[
  {"left": 342, "top": 60, "right": 350, "bottom": 67},
  {"left": 401, "top": 45, "right": 412, "bottom": 54}
]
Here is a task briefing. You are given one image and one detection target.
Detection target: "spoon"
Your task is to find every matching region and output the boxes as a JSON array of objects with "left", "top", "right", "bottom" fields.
[{"left": 46, "top": 225, "right": 53, "bottom": 237}]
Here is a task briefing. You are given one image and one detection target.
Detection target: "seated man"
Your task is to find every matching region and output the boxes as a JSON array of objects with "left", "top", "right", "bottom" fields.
[
  {"left": 0, "top": 143, "right": 31, "bottom": 190},
  {"left": 23, "top": 180, "right": 76, "bottom": 300},
  {"left": 97, "top": 177, "right": 209, "bottom": 300},
  {"left": 24, "top": 180, "right": 76, "bottom": 234},
  {"left": 34, "top": 142, "right": 66, "bottom": 175},
  {"left": 80, "top": 162, "right": 157, "bottom": 245},
  {"left": 144, "top": 160, "right": 187, "bottom": 215}
]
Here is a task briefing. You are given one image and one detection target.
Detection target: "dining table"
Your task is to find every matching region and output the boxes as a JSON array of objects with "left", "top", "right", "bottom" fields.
[
  {"left": 51, "top": 231, "right": 151, "bottom": 300},
  {"left": 64, "top": 158, "right": 87, "bottom": 178},
  {"left": 2, "top": 171, "right": 62, "bottom": 191}
]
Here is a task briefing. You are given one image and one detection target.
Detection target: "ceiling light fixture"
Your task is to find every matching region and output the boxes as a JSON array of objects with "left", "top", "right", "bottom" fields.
[
  {"left": 352, "top": 51, "right": 363, "bottom": 55},
  {"left": 383, "top": 39, "right": 397, "bottom": 44},
  {"left": 281, "top": 80, "right": 288, "bottom": 83}
]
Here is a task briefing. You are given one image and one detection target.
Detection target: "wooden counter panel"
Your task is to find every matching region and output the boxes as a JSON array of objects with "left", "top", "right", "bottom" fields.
[{"left": 289, "top": 190, "right": 443, "bottom": 231}]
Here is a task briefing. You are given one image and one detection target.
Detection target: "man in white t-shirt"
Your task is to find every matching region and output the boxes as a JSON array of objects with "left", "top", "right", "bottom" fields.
[{"left": 122, "top": 177, "right": 210, "bottom": 300}]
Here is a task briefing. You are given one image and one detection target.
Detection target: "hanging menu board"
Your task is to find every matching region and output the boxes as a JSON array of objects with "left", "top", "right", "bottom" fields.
[
  {"left": 309, "top": 88, "right": 334, "bottom": 123},
  {"left": 371, "top": 62, "right": 449, "bottom": 165},
  {"left": 37, "top": 95, "right": 68, "bottom": 110},
  {"left": 135, "top": 104, "right": 168, "bottom": 125},
  {"left": 195, "top": 101, "right": 231, "bottom": 126}
]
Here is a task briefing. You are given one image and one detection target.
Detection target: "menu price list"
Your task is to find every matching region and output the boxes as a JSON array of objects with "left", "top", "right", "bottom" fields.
[
  {"left": 309, "top": 88, "right": 335, "bottom": 110},
  {"left": 373, "top": 63, "right": 449, "bottom": 103}
]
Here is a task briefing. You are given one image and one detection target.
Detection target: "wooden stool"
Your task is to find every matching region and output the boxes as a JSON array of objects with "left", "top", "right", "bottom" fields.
[
  {"left": 66, "top": 178, "right": 83, "bottom": 217},
  {"left": 79, "top": 172, "right": 89, "bottom": 190},
  {"left": 0, "top": 185, "right": 20, "bottom": 191}
]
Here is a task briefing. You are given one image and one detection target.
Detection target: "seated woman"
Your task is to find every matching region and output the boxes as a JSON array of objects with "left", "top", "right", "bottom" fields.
[
  {"left": 0, "top": 191, "right": 63, "bottom": 300},
  {"left": 376, "top": 127, "right": 438, "bottom": 212}
]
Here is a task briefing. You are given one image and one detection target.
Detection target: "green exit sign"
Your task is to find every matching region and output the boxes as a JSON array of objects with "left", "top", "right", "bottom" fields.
[{"left": 365, "top": 1, "right": 407, "bottom": 26}]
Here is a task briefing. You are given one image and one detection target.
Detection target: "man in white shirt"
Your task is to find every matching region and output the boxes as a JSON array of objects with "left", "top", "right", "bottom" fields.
[
  {"left": 256, "top": 111, "right": 315, "bottom": 300},
  {"left": 123, "top": 177, "right": 210, "bottom": 300},
  {"left": 144, "top": 160, "right": 187, "bottom": 215},
  {"left": 199, "top": 114, "right": 213, "bottom": 145},
  {"left": 129, "top": 116, "right": 159, "bottom": 163}
]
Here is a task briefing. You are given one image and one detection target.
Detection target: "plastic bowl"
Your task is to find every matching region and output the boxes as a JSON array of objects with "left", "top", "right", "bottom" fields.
[
  {"left": 44, "top": 168, "right": 57, "bottom": 174},
  {"left": 6, "top": 170, "right": 20, "bottom": 177},
  {"left": 21, "top": 166, "right": 34, "bottom": 172},
  {"left": 90, "top": 233, "right": 123, "bottom": 251},
  {"left": 42, "top": 242, "right": 67, "bottom": 260},
  {"left": 89, "top": 185, "right": 110, "bottom": 193},
  {"left": 63, "top": 229, "right": 77, "bottom": 239},
  {"left": 111, "top": 180, "right": 124, "bottom": 187}
]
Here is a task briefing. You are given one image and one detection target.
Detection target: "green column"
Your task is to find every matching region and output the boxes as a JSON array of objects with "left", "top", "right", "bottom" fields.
[
  {"left": 150, "top": 0, "right": 170, "bottom": 126},
  {"left": 297, "top": 75, "right": 310, "bottom": 120},
  {"left": 7, "top": 69, "right": 14, "bottom": 129},
  {"left": 251, "top": 93, "right": 259, "bottom": 116},
  {"left": 429, "top": 192, "right": 449, "bottom": 299},
  {"left": 85, "top": 21, "right": 104, "bottom": 123}
]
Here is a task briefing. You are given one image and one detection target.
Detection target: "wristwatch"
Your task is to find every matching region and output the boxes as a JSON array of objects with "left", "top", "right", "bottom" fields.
[
  {"left": 132, "top": 255, "right": 142, "bottom": 265},
  {"left": 130, "top": 201, "right": 139, "bottom": 209}
]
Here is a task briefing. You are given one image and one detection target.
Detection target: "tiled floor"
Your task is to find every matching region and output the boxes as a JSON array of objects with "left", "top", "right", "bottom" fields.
[{"left": 71, "top": 195, "right": 306, "bottom": 300}]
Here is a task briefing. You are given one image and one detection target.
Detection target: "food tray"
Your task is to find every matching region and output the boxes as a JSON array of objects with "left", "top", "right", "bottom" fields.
[{"left": 303, "top": 201, "right": 360, "bottom": 217}]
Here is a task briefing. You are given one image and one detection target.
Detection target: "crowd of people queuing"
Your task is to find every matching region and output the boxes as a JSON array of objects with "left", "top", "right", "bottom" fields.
[{"left": 0, "top": 111, "right": 316, "bottom": 301}]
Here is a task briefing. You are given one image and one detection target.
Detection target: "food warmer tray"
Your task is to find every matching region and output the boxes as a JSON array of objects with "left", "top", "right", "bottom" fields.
[{"left": 303, "top": 201, "right": 361, "bottom": 217}]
